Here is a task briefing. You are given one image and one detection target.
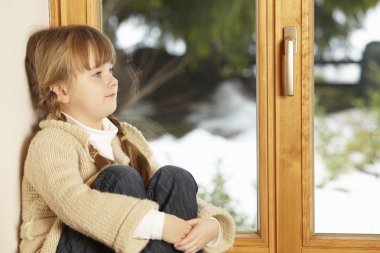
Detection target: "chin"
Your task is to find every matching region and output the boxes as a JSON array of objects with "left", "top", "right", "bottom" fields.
[{"left": 107, "top": 106, "right": 118, "bottom": 116}]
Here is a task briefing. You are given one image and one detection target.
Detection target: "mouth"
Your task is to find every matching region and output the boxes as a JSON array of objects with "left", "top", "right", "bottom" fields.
[{"left": 105, "top": 93, "right": 116, "bottom": 98}]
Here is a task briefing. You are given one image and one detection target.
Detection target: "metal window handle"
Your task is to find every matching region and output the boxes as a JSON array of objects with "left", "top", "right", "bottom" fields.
[{"left": 283, "top": 27, "right": 297, "bottom": 96}]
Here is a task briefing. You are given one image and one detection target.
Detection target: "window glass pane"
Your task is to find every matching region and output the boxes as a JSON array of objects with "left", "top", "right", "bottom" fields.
[
  {"left": 102, "top": 0, "right": 257, "bottom": 232},
  {"left": 314, "top": 0, "right": 380, "bottom": 233}
]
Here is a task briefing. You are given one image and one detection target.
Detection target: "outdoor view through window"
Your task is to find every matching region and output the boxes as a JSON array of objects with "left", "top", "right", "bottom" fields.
[
  {"left": 102, "top": 0, "right": 258, "bottom": 232},
  {"left": 314, "top": 0, "right": 380, "bottom": 233}
]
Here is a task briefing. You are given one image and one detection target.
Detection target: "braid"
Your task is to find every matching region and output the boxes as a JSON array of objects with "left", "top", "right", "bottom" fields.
[
  {"left": 88, "top": 145, "right": 114, "bottom": 170},
  {"left": 59, "top": 114, "right": 114, "bottom": 180},
  {"left": 58, "top": 114, "right": 152, "bottom": 185},
  {"left": 108, "top": 116, "right": 152, "bottom": 185}
]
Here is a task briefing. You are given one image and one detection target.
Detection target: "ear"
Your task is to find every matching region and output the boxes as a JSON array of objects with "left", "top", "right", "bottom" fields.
[{"left": 50, "top": 84, "right": 70, "bottom": 103}]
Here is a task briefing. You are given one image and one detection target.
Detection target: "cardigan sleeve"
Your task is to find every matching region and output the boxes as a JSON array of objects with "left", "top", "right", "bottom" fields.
[
  {"left": 197, "top": 197, "right": 236, "bottom": 253},
  {"left": 24, "top": 129, "right": 158, "bottom": 253}
]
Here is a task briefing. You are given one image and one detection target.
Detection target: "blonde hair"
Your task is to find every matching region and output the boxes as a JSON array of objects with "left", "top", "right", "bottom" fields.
[
  {"left": 26, "top": 25, "right": 153, "bottom": 184},
  {"left": 25, "top": 25, "right": 115, "bottom": 119}
]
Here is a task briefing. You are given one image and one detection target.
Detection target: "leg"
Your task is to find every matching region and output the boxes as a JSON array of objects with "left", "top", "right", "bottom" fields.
[
  {"left": 92, "top": 165, "right": 146, "bottom": 198},
  {"left": 142, "top": 166, "right": 200, "bottom": 253},
  {"left": 147, "top": 165, "right": 198, "bottom": 219},
  {"left": 56, "top": 165, "right": 146, "bottom": 253}
]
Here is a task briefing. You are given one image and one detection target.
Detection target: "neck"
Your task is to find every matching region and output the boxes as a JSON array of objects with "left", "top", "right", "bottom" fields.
[{"left": 61, "top": 111, "right": 103, "bottom": 130}]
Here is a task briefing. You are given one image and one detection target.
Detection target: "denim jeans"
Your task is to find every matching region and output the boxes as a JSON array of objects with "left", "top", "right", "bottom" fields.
[{"left": 56, "top": 165, "right": 201, "bottom": 253}]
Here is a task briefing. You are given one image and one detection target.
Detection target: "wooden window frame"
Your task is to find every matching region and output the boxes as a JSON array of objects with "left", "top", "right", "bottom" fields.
[
  {"left": 301, "top": 1, "right": 380, "bottom": 251},
  {"left": 49, "top": 0, "right": 101, "bottom": 28},
  {"left": 276, "top": 0, "right": 380, "bottom": 252}
]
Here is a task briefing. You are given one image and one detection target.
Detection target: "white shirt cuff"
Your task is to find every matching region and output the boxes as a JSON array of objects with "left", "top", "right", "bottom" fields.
[
  {"left": 132, "top": 209, "right": 165, "bottom": 240},
  {"left": 206, "top": 217, "right": 222, "bottom": 247}
]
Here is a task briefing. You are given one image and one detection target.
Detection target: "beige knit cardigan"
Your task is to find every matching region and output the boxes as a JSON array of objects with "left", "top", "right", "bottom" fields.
[{"left": 19, "top": 119, "right": 235, "bottom": 253}]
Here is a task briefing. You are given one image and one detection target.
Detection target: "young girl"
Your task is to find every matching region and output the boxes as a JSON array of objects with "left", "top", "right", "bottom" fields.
[{"left": 19, "top": 25, "right": 235, "bottom": 253}]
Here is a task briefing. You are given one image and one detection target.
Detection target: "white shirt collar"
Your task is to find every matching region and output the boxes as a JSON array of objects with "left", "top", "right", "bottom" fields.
[
  {"left": 62, "top": 113, "right": 118, "bottom": 135},
  {"left": 62, "top": 113, "right": 118, "bottom": 160}
]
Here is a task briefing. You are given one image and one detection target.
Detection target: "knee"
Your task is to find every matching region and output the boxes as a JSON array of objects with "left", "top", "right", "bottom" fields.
[
  {"left": 93, "top": 165, "right": 145, "bottom": 195},
  {"left": 98, "top": 165, "right": 141, "bottom": 182},
  {"left": 158, "top": 166, "right": 198, "bottom": 190}
]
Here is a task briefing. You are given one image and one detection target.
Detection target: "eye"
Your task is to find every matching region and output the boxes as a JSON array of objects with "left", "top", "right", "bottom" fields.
[
  {"left": 109, "top": 67, "right": 114, "bottom": 74},
  {"left": 93, "top": 71, "right": 102, "bottom": 77}
]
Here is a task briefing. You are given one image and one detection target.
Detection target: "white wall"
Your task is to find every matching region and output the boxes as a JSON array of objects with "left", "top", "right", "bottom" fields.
[{"left": 0, "top": 1, "right": 49, "bottom": 252}]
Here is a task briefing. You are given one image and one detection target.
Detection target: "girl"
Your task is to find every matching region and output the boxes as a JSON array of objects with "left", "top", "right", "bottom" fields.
[{"left": 20, "top": 25, "right": 235, "bottom": 253}]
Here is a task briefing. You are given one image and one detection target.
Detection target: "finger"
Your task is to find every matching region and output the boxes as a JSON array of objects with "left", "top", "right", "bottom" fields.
[
  {"left": 186, "top": 218, "right": 200, "bottom": 226},
  {"left": 185, "top": 223, "right": 192, "bottom": 234},
  {"left": 175, "top": 237, "right": 198, "bottom": 252},
  {"left": 175, "top": 231, "right": 198, "bottom": 249},
  {"left": 174, "top": 236, "right": 192, "bottom": 248}
]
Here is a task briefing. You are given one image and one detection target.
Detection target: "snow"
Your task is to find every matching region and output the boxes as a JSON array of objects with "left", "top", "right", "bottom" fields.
[
  {"left": 150, "top": 82, "right": 258, "bottom": 228},
  {"left": 314, "top": 109, "right": 380, "bottom": 233},
  {"left": 315, "top": 169, "right": 380, "bottom": 233},
  {"left": 148, "top": 81, "right": 380, "bottom": 233}
]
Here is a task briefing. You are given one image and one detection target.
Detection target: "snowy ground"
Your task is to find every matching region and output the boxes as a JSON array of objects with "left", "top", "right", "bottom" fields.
[
  {"left": 314, "top": 166, "right": 380, "bottom": 233},
  {"left": 148, "top": 81, "right": 380, "bottom": 233},
  {"left": 150, "top": 81, "right": 258, "bottom": 229},
  {"left": 314, "top": 110, "right": 380, "bottom": 234}
]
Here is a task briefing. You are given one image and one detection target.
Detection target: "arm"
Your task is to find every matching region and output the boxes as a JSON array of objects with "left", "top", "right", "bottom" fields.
[
  {"left": 195, "top": 197, "right": 236, "bottom": 253},
  {"left": 173, "top": 217, "right": 220, "bottom": 253},
  {"left": 133, "top": 209, "right": 194, "bottom": 244},
  {"left": 172, "top": 197, "right": 235, "bottom": 253},
  {"left": 25, "top": 130, "right": 158, "bottom": 252}
]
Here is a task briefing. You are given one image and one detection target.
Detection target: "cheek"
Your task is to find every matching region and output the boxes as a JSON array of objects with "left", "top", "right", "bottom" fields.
[
  {"left": 73, "top": 82, "right": 106, "bottom": 103},
  {"left": 83, "top": 85, "right": 103, "bottom": 98}
]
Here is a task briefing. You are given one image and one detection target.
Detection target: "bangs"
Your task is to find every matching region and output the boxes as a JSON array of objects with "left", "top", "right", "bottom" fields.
[{"left": 66, "top": 26, "right": 116, "bottom": 75}]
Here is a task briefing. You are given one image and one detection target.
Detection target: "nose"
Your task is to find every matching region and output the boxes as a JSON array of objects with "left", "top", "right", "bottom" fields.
[{"left": 108, "top": 74, "right": 118, "bottom": 88}]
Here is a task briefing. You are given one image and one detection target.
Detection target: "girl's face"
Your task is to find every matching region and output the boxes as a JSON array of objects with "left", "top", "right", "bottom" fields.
[{"left": 53, "top": 56, "right": 118, "bottom": 129}]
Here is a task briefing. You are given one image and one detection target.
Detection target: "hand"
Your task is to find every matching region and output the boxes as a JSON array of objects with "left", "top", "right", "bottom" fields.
[
  {"left": 162, "top": 213, "right": 192, "bottom": 244},
  {"left": 174, "top": 218, "right": 219, "bottom": 253}
]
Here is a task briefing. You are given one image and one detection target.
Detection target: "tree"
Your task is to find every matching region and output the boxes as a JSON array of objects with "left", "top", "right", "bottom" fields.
[
  {"left": 103, "top": 0, "right": 256, "bottom": 75},
  {"left": 103, "top": 0, "right": 380, "bottom": 110},
  {"left": 103, "top": 0, "right": 379, "bottom": 66},
  {"left": 314, "top": 0, "right": 379, "bottom": 60},
  {"left": 103, "top": 0, "right": 257, "bottom": 132}
]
